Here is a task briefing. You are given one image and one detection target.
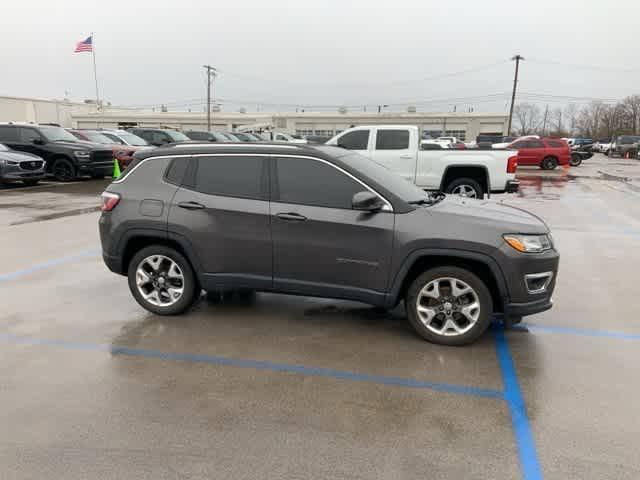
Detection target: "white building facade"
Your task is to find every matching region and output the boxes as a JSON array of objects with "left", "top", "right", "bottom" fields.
[{"left": 1, "top": 96, "right": 508, "bottom": 141}]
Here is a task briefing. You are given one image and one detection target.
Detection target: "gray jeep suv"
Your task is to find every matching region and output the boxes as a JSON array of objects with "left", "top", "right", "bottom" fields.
[{"left": 99, "top": 143, "right": 559, "bottom": 345}]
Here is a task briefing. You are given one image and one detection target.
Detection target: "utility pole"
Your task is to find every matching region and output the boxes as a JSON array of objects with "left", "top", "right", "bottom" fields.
[
  {"left": 203, "top": 65, "right": 218, "bottom": 132},
  {"left": 507, "top": 55, "right": 524, "bottom": 136},
  {"left": 542, "top": 104, "right": 549, "bottom": 136}
]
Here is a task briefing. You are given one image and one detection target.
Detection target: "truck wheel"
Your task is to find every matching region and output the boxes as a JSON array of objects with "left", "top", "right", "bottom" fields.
[
  {"left": 541, "top": 156, "right": 558, "bottom": 170},
  {"left": 51, "top": 158, "right": 77, "bottom": 182},
  {"left": 405, "top": 266, "right": 492, "bottom": 346},
  {"left": 569, "top": 154, "right": 582, "bottom": 167},
  {"left": 445, "top": 178, "right": 483, "bottom": 198},
  {"left": 127, "top": 245, "right": 200, "bottom": 315}
]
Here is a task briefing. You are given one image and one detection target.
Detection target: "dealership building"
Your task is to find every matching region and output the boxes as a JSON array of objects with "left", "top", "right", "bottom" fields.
[{"left": 0, "top": 95, "right": 508, "bottom": 141}]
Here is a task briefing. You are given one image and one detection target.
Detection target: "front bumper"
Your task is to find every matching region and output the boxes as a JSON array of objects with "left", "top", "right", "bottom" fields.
[
  {"left": 77, "top": 161, "right": 113, "bottom": 176},
  {"left": 0, "top": 166, "right": 46, "bottom": 182},
  {"left": 505, "top": 180, "right": 520, "bottom": 193}
]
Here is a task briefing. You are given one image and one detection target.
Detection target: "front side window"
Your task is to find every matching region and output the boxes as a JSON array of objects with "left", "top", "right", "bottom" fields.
[
  {"left": 274, "top": 157, "right": 363, "bottom": 209},
  {"left": 193, "top": 156, "right": 266, "bottom": 200},
  {"left": 151, "top": 132, "right": 169, "bottom": 144},
  {"left": 19, "top": 128, "right": 43, "bottom": 143},
  {"left": 37, "top": 126, "right": 78, "bottom": 142},
  {"left": 376, "top": 130, "right": 410, "bottom": 150},
  {"left": 510, "top": 141, "right": 526, "bottom": 149},
  {"left": 547, "top": 140, "right": 564, "bottom": 148},
  {"left": 0, "top": 126, "right": 19, "bottom": 142},
  {"left": 337, "top": 130, "right": 369, "bottom": 150},
  {"left": 529, "top": 140, "right": 545, "bottom": 148}
]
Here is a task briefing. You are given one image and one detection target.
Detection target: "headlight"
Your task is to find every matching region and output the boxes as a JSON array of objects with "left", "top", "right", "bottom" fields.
[
  {"left": 503, "top": 234, "right": 552, "bottom": 253},
  {"left": 7, "top": 160, "right": 19, "bottom": 165},
  {"left": 74, "top": 151, "right": 91, "bottom": 159}
]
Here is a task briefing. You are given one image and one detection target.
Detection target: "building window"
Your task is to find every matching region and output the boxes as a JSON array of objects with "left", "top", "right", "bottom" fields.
[
  {"left": 445, "top": 130, "right": 466, "bottom": 141},
  {"left": 313, "top": 129, "right": 334, "bottom": 137},
  {"left": 296, "top": 129, "right": 314, "bottom": 137}
]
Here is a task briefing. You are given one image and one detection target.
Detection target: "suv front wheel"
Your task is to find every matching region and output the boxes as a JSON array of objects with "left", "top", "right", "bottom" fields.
[
  {"left": 406, "top": 266, "right": 492, "bottom": 346},
  {"left": 127, "top": 245, "right": 199, "bottom": 315}
]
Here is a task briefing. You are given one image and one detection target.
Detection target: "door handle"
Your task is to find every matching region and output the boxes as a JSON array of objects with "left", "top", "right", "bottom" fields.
[
  {"left": 276, "top": 212, "right": 307, "bottom": 222},
  {"left": 177, "top": 201, "right": 205, "bottom": 210},
  {"left": 400, "top": 154, "right": 413, "bottom": 159}
]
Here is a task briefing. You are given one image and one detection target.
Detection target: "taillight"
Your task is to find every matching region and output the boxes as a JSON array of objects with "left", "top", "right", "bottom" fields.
[
  {"left": 101, "top": 192, "right": 120, "bottom": 212},
  {"left": 507, "top": 155, "right": 518, "bottom": 173}
]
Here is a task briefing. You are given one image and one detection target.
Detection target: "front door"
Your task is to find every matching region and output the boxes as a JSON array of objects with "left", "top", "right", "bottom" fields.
[
  {"left": 167, "top": 154, "right": 272, "bottom": 290},
  {"left": 14, "top": 127, "right": 48, "bottom": 159},
  {"left": 270, "top": 155, "right": 394, "bottom": 304}
]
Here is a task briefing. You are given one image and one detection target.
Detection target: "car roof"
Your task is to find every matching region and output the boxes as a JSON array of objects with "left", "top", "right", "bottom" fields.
[{"left": 135, "top": 142, "right": 324, "bottom": 160}]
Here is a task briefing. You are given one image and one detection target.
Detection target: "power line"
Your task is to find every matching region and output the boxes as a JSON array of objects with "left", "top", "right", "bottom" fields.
[{"left": 528, "top": 58, "right": 640, "bottom": 74}]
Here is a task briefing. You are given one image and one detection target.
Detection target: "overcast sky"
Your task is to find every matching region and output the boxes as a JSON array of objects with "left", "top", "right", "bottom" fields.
[{"left": 2, "top": 0, "right": 638, "bottom": 113}]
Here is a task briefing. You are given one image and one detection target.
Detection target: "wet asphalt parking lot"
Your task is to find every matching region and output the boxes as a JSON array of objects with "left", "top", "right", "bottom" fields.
[{"left": 1, "top": 154, "right": 639, "bottom": 480}]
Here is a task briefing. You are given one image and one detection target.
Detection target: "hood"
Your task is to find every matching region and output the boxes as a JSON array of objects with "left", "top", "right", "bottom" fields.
[
  {"left": 50, "top": 140, "right": 111, "bottom": 151},
  {"left": 427, "top": 196, "right": 549, "bottom": 234},
  {"left": 0, "top": 150, "right": 44, "bottom": 162}
]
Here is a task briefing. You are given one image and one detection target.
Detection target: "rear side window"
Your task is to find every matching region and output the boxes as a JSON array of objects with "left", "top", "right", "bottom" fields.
[
  {"left": 19, "top": 128, "right": 43, "bottom": 143},
  {"left": 193, "top": 155, "right": 267, "bottom": 200},
  {"left": 546, "top": 140, "right": 564, "bottom": 148},
  {"left": 337, "top": 130, "right": 369, "bottom": 150},
  {"left": 375, "top": 130, "right": 410, "bottom": 150},
  {"left": 164, "top": 157, "right": 189, "bottom": 185},
  {"left": 274, "top": 156, "right": 363, "bottom": 209},
  {"left": 421, "top": 143, "right": 443, "bottom": 150},
  {"left": 0, "top": 126, "right": 18, "bottom": 142}
]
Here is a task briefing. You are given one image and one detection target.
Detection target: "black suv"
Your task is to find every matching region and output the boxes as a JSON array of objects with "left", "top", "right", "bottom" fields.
[
  {"left": 99, "top": 143, "right": 559, "bottom": 345},
  {"left": 0, "top": 124, "right": 114, "bottom": 181},
  {"left": 128, "top": 128, "right": 191, "bottom": 147}
]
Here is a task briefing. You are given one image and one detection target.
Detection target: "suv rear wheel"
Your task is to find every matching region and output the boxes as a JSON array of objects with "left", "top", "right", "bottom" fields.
[
  {"left": 406, "top": 266, "right": 492, "bottom": 346},
  {"left": 541, "top": 156, "right": 558, "bottom": 170},
  {"left": 127, "top": 245, "right": 199, "bottom": 315}
]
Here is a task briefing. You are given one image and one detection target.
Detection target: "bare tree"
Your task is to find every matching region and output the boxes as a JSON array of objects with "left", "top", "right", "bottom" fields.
[
  {"left": 620, "top": 95, "right": 640, "bottom": 134},
  {"left": 599, "top": 104, "right": 624, "bottom": 139},
  {"left": 564, "top": 103, "right": 579, "bottom": 136},
  {"left": 577, "top": 101, "right": 607, "bottom": 138},
  {"left": 513, "top": 103, "right": 542, "bottom": 136},
  {"left": 550, "top": 107, "right": 566, "bottom": 136}
]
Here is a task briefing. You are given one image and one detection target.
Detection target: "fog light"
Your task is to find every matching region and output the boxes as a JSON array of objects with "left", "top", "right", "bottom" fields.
[{"left": 524, "top": 272, "right": 553, "bottom": 294}]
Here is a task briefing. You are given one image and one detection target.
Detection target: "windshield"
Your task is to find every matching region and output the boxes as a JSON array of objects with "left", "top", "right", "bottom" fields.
[
  {"left": 320, "top": 148, "right": 428, "bottom": 203},
  {"left": 233, "top": 132, "right": 252, "bottom": 141},
  {"left": 38, "top": 126, "right": 79, "bottom": 142},
  {"left": 83, "top": 131, "right": 118, "bottom": 144},
  {"left": 165, "top": 130, "right": 190, "bottom": 142},
  {"left": 116, "top": 132, "right": 149, "bottom": 146}
]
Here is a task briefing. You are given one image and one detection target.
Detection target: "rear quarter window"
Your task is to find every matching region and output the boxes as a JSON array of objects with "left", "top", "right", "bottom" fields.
[{"left": 164, "top": 157, "right": 190, "bottom": 185}]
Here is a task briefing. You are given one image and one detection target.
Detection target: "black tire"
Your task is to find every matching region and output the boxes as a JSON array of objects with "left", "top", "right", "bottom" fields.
[
  {"left": 444, "top": 178, "right": 483, "bottom": 199},
  {"left": 22, "top": 179, "right": 40, "bottom": 186},
  {"left": 405, "top": 266, "right": 493, "bottom": 346},
  {"left": 569, "top": 154, "right": 582, "bottom": 167},
  {"left": 541, "top": 156, "right": 558, "bottom": 170},
  {"left": 51, "top": 157, "right": 77, "bottom": 182},
  {"left": 127, "top": 245, "right": 199, "bottom": 315}
]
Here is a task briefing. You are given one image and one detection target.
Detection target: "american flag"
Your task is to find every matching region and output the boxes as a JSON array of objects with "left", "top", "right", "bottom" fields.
[{"left": 74, "top": 36, "right": 93, "bottom": 53}]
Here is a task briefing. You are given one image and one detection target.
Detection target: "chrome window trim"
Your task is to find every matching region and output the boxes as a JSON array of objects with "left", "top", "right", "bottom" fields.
[{"left": 113, "top": 153, "right": 394, "bottom": 213}]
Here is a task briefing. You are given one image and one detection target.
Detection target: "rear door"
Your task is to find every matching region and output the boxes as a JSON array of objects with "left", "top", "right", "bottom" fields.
[
  {"left": 527, "top": 139, "right": 546, "bottom": 166},
  {"left": 370, "top": 128, "right": 417, "bottom": 181},
  {"left": 270, "top": 155, "right": 394, "bottom": 301},
  {"left": 168, "top": 154, "right": 272, "bottom": 290}
]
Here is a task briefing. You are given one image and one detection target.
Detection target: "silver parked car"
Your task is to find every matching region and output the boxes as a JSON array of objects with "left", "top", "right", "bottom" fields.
[{"left": 0, "top": 143, "right": 46, "bottom": 186}]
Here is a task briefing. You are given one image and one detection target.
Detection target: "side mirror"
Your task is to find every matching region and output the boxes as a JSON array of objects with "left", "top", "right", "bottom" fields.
[
  {"left": 352, "top": 191, "right": 384, "bottom": 212},
  {"left": 32, "top": 138, "right": 44, "bottom": 145}
]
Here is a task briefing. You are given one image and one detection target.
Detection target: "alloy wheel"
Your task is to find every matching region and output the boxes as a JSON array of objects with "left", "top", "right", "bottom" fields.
[
  {"left": 415, "top": 277, "right": 481, "bottom": 337},
  {"left": 451, "top": 184, "right": 478, "bottom": 198},
  {"left": 135, "top": 255, "right": 185, "bottom": 307}
]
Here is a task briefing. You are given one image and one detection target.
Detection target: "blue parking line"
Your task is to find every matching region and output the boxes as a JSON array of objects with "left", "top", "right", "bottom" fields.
[
  {"left": 520, "top": 323, "right": 640, "bottom": 341},
  {"left": 0, "top": 332, "right": 503, "bottom": 400},
  {"left": 0, "top": 249, "right": 100, "bottom": 282},
  {"left": 494, "top": 327, "right": 543, "bottom": 480}
]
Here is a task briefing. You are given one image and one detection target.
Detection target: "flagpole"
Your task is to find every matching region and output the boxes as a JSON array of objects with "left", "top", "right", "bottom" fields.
[{"left": 91, "top": 32, "right": 101, "bottom": 111}]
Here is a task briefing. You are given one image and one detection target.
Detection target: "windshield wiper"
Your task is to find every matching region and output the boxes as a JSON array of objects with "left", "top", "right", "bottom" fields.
[{"left": 408, "top": 191, "right": 446, "bottom": 206}]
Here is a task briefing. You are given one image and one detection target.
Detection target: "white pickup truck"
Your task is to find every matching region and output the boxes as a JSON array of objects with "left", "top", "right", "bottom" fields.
[{"left": 326, "top": 125, "right": 519, "bottom": 198}]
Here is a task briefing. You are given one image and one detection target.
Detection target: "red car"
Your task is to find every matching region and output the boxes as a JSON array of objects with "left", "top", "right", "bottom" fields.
[
  {"left": 67, "top": 129, "right": 142, "bottom": 169},
  {"left": 507, "top": 137, "right": 570, "bottom": 170}
]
